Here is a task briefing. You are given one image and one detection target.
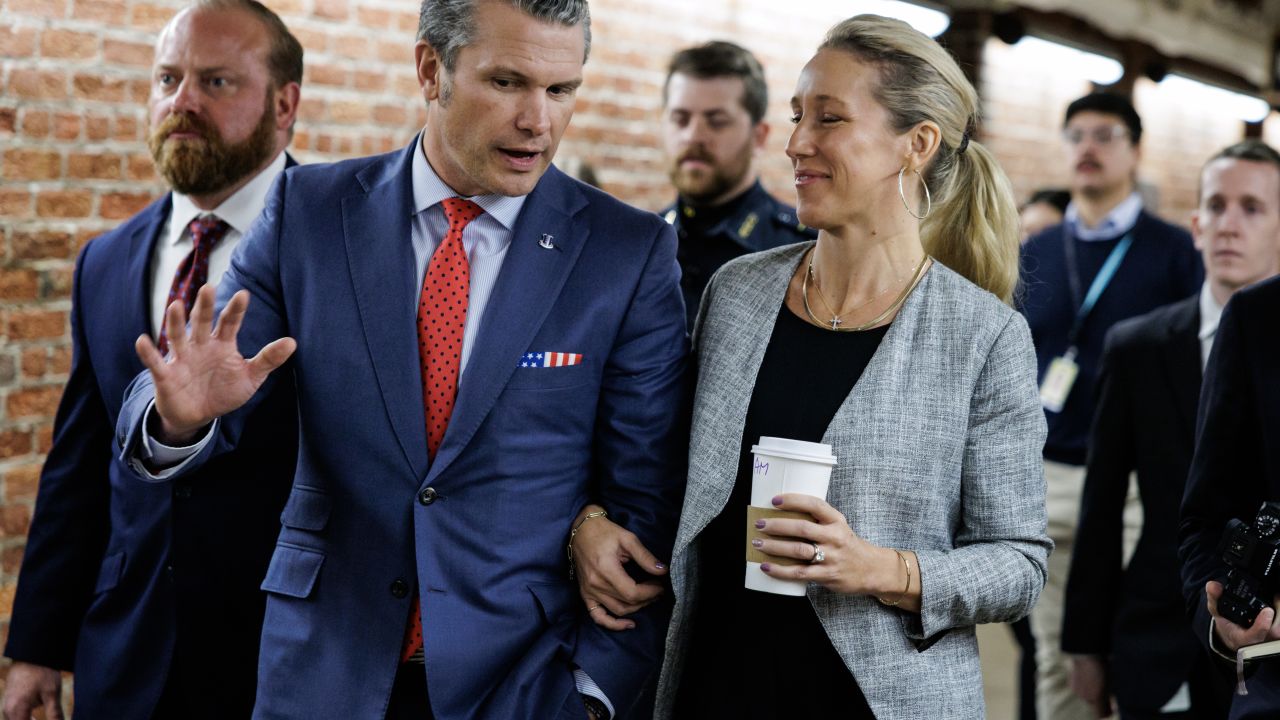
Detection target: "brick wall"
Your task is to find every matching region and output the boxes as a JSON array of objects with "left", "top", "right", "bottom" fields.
[{"left": 0, "top": 0, "right": 1268, "bottom": 696}]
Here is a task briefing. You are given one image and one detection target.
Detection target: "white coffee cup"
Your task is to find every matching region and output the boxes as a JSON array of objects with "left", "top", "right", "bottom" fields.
[{"left": 744, "top": 436, "right": 837, "bottom": 595}]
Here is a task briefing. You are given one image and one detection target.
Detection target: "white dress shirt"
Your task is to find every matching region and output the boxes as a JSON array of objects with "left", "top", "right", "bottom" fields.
[
  {"left": 1198, "top": 282, "right": 1224, "bottom": 371},
  {"left": 1064, "top": 192, "right": 1144, "bottom": 241}
]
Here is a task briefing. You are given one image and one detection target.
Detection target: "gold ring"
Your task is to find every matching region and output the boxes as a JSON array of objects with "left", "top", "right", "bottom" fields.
[{"left": 587, "top": 603, "right": 604, "bottom": 613}]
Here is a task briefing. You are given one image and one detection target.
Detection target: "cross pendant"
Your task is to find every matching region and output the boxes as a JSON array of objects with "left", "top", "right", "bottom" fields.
[{"left": 830, "top": 316, "right": 843, "bottom": 330}]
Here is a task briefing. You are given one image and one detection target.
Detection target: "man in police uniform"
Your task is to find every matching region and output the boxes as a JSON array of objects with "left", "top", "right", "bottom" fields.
[{"left": 660, "top": 40, "right": 813, "bottom": 329}]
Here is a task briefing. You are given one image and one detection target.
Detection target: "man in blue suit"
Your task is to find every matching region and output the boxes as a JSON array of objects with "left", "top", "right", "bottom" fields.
[
  {"left": 116, "top": 1, "right": 689, "bottom": 718},
  {"left": 3, "top": 2, "right": 303, "bottom": 719}
]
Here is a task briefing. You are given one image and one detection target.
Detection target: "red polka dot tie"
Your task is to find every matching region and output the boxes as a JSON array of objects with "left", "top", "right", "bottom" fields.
[
  {"left": 401, "top": 196, "right": 482, "bottom": 664},
  {"left": 157, "top": 216, "right": 231, "bottom": 354}
]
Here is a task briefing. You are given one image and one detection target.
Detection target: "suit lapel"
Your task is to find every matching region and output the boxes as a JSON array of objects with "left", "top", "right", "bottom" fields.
[
  {"left": 342, "top": 143, "right": 428, "bottom": 482},
  {"left": 1163, "top": 297, "right": 1203, "bottom": 442},
  {"left": 426, "top": 168, "right": 586, "bottom": 483},
  {"left": 126, "top": 196, "right": 171, "bottom": 343}
]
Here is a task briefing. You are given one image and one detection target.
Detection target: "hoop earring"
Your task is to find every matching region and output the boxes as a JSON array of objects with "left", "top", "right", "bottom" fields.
[{"left": 898, "top": 166, "right": 932, "bottom": 220}]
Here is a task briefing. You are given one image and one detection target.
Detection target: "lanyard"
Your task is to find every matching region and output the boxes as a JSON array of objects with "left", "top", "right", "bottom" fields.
[{"left": 1062, "top": 228, "right": 1134, "bottom": 351}]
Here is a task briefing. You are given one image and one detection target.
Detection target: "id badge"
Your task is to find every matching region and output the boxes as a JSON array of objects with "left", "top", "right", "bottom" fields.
[{"left": 1039, "top": 350, "right": 1079, "bottom": 413}]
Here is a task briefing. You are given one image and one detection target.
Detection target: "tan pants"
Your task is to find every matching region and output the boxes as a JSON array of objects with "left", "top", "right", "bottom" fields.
[{"left": 1030, "top": 460, "right": 1143, "bottom": 720}]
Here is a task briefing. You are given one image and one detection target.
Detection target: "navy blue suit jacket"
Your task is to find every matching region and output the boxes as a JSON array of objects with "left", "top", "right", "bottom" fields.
[
  {"left": 118, "top": 140, "right": 690, "bottom": 719},
  {"left": 6, "top": 169, "right": 299, "bottom": 719}
]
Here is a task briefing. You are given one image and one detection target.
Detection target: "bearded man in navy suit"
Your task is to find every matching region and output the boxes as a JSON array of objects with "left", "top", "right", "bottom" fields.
[{"left": 3, "top": 2, "right": 303, "bottom": 718}]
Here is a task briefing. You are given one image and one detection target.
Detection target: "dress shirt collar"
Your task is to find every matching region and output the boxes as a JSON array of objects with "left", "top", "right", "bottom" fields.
[
  {"left": 166, "top": 150, "right": 288, "bottom": 246},
  {"left": 1064, "top": 191, "right": 1143, "bottom": 241},
  {"left": 1198, "top": 281, "right": 1224, "bottom": 344},
  {"left": 411, "top": 133, "right": 527, "bottom": 230}
]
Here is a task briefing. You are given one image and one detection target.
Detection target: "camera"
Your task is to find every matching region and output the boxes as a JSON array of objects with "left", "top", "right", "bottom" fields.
[{"left": 1218, "top": 501, "right": 1280, "bottom": 626}]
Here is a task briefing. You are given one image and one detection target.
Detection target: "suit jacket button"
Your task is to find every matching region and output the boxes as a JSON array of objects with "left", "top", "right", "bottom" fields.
[
  {"left": 390, "top": 579, "right": 409, "bottom": 599},
  {"left": 417, "top": 487, "right": 438, "bottom": 506}
]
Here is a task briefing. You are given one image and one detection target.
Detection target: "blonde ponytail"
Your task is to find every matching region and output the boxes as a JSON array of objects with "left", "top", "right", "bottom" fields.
[{"left": 821, "top": 15, "right": 1020, "bottom": 303}]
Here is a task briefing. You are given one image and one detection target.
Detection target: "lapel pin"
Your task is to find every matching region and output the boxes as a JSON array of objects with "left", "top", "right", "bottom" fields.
[{"left": 538, "top": 234, "right": 555, "bottom": 250}]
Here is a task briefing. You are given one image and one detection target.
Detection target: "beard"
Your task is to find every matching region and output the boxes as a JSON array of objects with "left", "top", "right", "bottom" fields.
[
  {"left": 666, "top": 140, "right": 753, "bottom": 206},
  {"left": 148, "top": 92, "right": 277, "bottom": 196}
]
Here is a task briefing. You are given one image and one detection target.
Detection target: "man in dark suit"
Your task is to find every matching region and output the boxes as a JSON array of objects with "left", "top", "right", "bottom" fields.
[
  {"left": 2, "top": 2, "right": 303, "bottom": 719},
  {"left": 659, "top": 40, "right": 813, "bottom": 329},
  {"left": 114, "top": 1, "right": 689, "bottom": 718},
  {"left": 1179, "top": 270, "right": 1280, "bottom": 718},
  {"left": 1063, "top": 140, "right": 1280, "bottom": 718}
]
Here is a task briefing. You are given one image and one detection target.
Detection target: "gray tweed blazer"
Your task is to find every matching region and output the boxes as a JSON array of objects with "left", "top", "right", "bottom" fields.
[{"left": 654, "top": 243, "right": 1051, "bottom": 720}]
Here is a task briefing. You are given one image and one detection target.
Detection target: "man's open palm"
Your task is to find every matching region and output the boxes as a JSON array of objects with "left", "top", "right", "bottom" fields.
[{"left": 135, "top": 285, "right": 296, "bottom": 443}]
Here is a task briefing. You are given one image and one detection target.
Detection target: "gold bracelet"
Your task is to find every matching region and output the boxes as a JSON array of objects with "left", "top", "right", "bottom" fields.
[
  {"left": 567, "top": 509, "right": 608, "bottom": 578},
  {"left": 877, "top": 549, "right": 911, "bottom": 607}
]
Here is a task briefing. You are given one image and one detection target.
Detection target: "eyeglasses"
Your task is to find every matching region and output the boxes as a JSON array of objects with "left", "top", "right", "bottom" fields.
[{"left": 1063, "top": 125, "right": 1131, "bottom": 146}]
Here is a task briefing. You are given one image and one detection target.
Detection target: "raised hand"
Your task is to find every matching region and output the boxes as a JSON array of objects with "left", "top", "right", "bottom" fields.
[
  {"left": 134, "top": 285, "right": 295, "bottom": 444},
  {"left": 1206, "top": 580, "right": 1280, "bottom": 652}
]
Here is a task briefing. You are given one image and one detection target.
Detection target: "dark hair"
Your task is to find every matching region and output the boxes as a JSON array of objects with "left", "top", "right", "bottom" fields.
[
  {"left": 1063, "top": 92, "right": 1142, "bottom": 145},
  {"left": 194, "top": 0, "right": 303, "bottom": 87},
  {"left": 417, "top": 0, "right": 590, "bottom": 73},
  {"left": 1025, "top": 188, "right": 1071, "bottom": 214},
  {"left": 1199, "top": 140, "right": 1280, "bottom": 202},
  {"left": 663, "top": 41, "right": 768, "bottom": 124}
]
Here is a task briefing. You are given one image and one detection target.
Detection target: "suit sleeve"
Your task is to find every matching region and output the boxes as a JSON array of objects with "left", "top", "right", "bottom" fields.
[
  {"left": 572, "top": 219, "right": 691, "bottom": 715},
  {"left": 1180, "top": 293, "right": 1264, "bottom": 649},
  {"left": 908, "top": 311, "right": 1052, "bottom": 640},
  {"left": 116, "top": 173, "right": 291, "bottom": 476},
  {"left": 1061, "top": 327, "right": 1136, "bottom": 655},
  {"left": 5, "top": 245, "right": 114, "bottom": 669}
]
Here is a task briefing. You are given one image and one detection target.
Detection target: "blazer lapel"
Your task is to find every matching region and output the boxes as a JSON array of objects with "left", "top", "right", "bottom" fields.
[
  {"left": 425, "top": 168, "right": 586, "bottom": 483},
  {"left": 342, "top": 143, "right": 428, "bottom": 482},
  {"left": 1163, "top": 297, "right": 1203, "bottom": 442},
  {"left": 127, "top": 196, "right": 171, "bottom": 343}
]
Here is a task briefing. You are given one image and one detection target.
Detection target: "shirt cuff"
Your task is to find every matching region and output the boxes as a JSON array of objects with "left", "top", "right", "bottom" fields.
[
  {"left": 136, "top": 400, "right": 218, "bottom": 479},
  {"left": 573, "top": 668, "right": 614, "bottom": 719},
  {"left": 1208, "top": 616, "right": 1239, "bottom": 664}
]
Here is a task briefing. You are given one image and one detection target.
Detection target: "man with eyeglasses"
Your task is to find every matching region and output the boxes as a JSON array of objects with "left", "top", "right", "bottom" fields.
[{"left": 1019, "top": 92, "right": 1203, "bottom": 720}]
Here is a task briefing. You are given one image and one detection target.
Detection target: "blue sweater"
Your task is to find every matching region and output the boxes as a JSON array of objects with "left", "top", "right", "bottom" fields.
[{"left": 1019, "top": 211, "right": 1202, "bottom": 465}]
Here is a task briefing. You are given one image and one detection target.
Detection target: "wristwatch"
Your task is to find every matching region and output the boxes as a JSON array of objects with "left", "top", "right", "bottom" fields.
[{"left": 581, "top": 694, "right": 609, "bottom": 719}]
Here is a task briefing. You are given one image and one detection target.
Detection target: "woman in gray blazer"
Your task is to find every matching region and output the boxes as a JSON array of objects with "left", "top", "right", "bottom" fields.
[{"left": 572, "top": 14, "right": 1049, "bottom": 720}]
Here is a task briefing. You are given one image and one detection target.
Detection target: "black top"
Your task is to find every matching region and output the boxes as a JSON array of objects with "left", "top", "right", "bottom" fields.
[{"left": 674, "top": 304, "right": 888, "bottom": 719}]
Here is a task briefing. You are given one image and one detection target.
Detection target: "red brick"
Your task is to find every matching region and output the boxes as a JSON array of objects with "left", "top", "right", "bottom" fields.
[
  {"left": 36, "top": 190, "right": 93, "bottom": 219},
  {"left": 10, "top": 230, "right": 73, "bottom": 261},
  {"left": 329, "top": 100, "right": 370, "bottom": 124},
  {"left": 290, "top": 27, "right": 326, "bottom": 53},
  {"left": 298, "top": 100, "right": 326, "bottom": 123},
  {"left": 53, "top": 113, "right": 80, "bottom": 141},
  {"left": 291, "top": 129, "right": 310, "bottom": 149},
  {"left": 394, "top": 10, "right": 418, "bottom": 32},
  {"left": 68, "top": 152, "right": 122, "bottom": 180},
  {"left": 130, "top": 2, "right": 175, "bottom": 31},
  {"left": 266, "top": 0, "right": 304, "bottom": 12},
  {"left": 6, "top": 0, "right": 66, "bottom": 18},
  {"left": 20, "top": 109, "right": 50, "bottom": 138},
  {"left": 0, "top": 504, "right": 32, "bottom": 538},
  {"left": 103, "top": 38, "right": 153, "bottom": 67},
  {"left": 73, "top": 0, "right": 127, "bottom": 22},
  {"left": 0, "top": 25, "right": 37, "bottom": 58},
  {"left": 353, "top": 71, "right": 387, "bottom": 93},
  {"left": 72, "top": 72, "right": 128, "bottom": 102},
  {"left": 85, "top": 114, "right": 110, "bottom": 141},
  {"left": 5, "top": 385, "right": 63, "bottom": 420},
  {"left": 2, "top": 149, "right": 61, "bottom": 181},
  {"left": 127, "top": 77, "right": 149, "bottom": 104},
  {"left": 127, "top": 153, "right": 156, "bottom": 181},
  {"left": 0, "top": 107, "right": 15, "bottom": 135},
  {"left": 48, "top": 345, "right": 71, "bottom": 376},
  {"left": 9, "top": 310, "right": 68, "bottom": 340},
  {"left": 0, "top": 189, "right": 33, "bottom": 218},
  {"left": 377, "top": 41, "right": 408, "bottom": 64},
  {"left": 8, "top": 68, "right": 68, "bottom": 100},
  {"left": 373, "top": 104, "right": 408, "bottom": 126},
  {"left": 0, "top": 269, "right": 39, "bottom": 301},
  {"left": 35, "top": 421, "right": 54, "bottom": 453},
  {"left": 3, "top": 546, "right": 26, "bottom": 575},
  {"left": 74, "top": 227, "right": 100, "bottom": 251},
  {"left": 40, "top": 29, "right": 97, "bottom": 60},
  {"left": 313, "top": 0, "right": 347, "bottom": 20},
  {"left": 0, "top": 429, "right": 33, "bottom": 460},
  {"left": 332, "top": 33, "right": 366, "bottom": 60},
  {"left": 21, "top": 348, "right": 46, "bottom": 377},
  {"left": 100, "top": 192, "right": 152, "bottom": 220},
  {"left": 356, "top": 6, "right": 392, "bottom": 27},
  {"left": 307, "top": 63, "right": 348, "bottom": 87},
  {"left": 114, "top": 114, "right": 140, "bottom": 141}
]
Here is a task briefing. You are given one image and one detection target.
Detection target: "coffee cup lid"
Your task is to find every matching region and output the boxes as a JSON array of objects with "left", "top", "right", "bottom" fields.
[{"left": 750, "top": 436, "right": 836, "bottom": 465}]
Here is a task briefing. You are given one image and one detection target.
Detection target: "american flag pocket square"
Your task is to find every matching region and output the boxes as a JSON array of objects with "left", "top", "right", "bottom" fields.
[{"left": 519, "top": 351, "right": 583, "bottom": 368}]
